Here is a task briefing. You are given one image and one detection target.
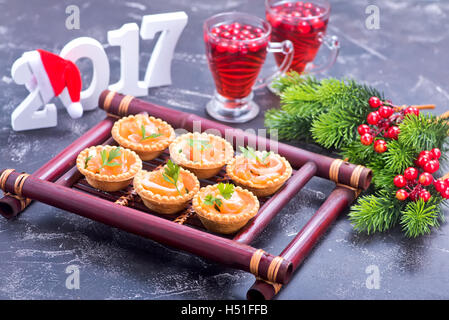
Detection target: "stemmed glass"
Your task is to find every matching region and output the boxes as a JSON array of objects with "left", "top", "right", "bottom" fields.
[{"left": 203, "top": 12, "right": 293, "bottom": 123}]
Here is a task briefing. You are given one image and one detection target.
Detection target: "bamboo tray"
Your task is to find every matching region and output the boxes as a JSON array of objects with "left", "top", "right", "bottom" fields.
[{"left": 0, "top": 90, "right": 372, "bottom": 300}]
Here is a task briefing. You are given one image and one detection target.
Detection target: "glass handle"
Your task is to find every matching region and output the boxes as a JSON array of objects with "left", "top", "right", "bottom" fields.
[
  {"left": 304, "top": 33, "right": 340, "bottom": 75},
  {"left": 253, "top": 40, "right": 294, "bottom": 90}
]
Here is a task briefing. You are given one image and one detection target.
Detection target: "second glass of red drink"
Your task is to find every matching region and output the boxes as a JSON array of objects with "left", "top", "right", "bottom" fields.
[{"left": 266, "top": 0, "right": 339, "bottom": 75}]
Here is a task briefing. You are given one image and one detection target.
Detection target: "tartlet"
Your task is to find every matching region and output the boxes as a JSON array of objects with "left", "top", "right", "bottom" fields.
[
  {"left": 169, "top": 132, "right": 234, "bottom": 179},
  {"left": 133, "top": 162, "right": 200, "bottom": 214},
  {"left": 226, "top": 147, "right": 292, "bottom": 197},
  {"left": 111, "top": 114, "right": 175, "bottom": 160},
  {"left": 192, "top": 184, "right": 259, "bottom": 234},
  {"left": 76, "top": 145, "right": 142, "bottom": 192}
]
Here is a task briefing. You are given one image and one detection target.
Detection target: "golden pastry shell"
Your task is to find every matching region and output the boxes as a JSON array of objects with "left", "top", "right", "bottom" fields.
[{"left": 111, "top": 114, "right": 175, "bottom": 153}]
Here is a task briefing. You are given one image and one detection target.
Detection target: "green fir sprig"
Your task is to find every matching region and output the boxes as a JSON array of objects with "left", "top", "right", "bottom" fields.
[{"left": 265, "top": 73, "right": 449, "bottom": 237}]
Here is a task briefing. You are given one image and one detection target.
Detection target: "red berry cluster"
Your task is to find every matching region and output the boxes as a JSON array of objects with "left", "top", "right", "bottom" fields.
[
  {"left": 358, "top": 96, "right": 420, "bottom": 153},
  {"left": 208, "top": 23, "right": 268, "bottom": 54},
  {"left": 394, "top": 148, "right": 446, "bottom": 202},
  {"left": 266, "top": 1, "right": 328, "bottom": 33}
]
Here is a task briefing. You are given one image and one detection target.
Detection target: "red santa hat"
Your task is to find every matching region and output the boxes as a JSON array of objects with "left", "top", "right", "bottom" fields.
[{"left": 23, "top": 49, "right": 83, "bottom": 119}]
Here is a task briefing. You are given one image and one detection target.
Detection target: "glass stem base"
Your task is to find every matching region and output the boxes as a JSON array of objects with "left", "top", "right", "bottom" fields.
[{"left": 206, "top": 91, "right": 260, "bottom": 123}]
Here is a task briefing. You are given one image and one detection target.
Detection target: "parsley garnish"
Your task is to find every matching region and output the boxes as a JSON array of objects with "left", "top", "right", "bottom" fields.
[
  {"left": 203, "top": 183, "right": 235, "bottom": 212},
  {"left": 188, "top": 138, "right": 212, "bottom": 151},
  {"left": 162, "top": 160, "right": 182, "bottom": 195},
  {"left": 239, "top": 146, "right": 272, "bottom": 166},
  {"left": 98, "top": 147, "right": 122, "bottom": 172},
  {"left": 140, "top": 125, "right": 163, "bottom": 141},
  {"left": 204, "top": 194, "right": 222, "bottom": 212},
  {"left": 84, "top": 155, "right": 93, "bottom": 169},
  {"left": 217, "top": 182, "right": 234, "bottom": 199}
]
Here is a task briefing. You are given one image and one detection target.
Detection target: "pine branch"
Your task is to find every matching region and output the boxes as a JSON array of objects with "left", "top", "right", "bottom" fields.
[
  {"left": 349, "top": 191, "right": 404, "bottom": 234},
  {"left": 271, "top": 71, "right": 316, "bottom": 94},
  {"left": 310, "top": 103, "right": 364, "bottom": 149},
  {"left": 264, "top": 75, "right": 449, "bottom": 238},
  {"left": 400, "top": 198, "right": 443, "bottom": 237},
  {"left": 340, "top": 141, "right": 375, "bottom": 165},
  {"left": 398, "top": 114, "right": 449, "bottom": 154},
  {"left": 280, "top": 81, "right": 326, "bottom": 118},
  {"left": 381, "top": 140, "right": 416, "bottom": 173},
  {"left": 264, "top": 109, "right": 313, "bottom": 141}
]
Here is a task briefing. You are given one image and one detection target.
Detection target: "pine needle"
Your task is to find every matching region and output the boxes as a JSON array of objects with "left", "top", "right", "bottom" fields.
[{"left": 400, "top": 198, "right": 442, "bottom": 237}]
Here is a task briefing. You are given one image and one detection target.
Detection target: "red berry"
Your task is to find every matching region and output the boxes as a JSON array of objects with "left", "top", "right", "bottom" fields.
[
  {"left": 387, "top": 126, "right": 400, "bottom": 140},
  {"left": 231, "top": 29, "right": 240, "bottom": 36},
  {"left": 396, "top": 189, "right": 409, "bottom": 201},
  {"left": 367, "top": 111, "right": 381, "bottom": 125},
  {"left": 357, "top": 124, "right": 371, "bottom": 135},
  {"left": 404, "top": 106, "right": 419, "bottom": 117},
  {"left": 314, "top": 6, "right": 324, "bottom": 15},
  {"left": 302, "top": 9, "right": 313, "bottom": 16},
  {"left": 419, "top": 150, "right": 433, "bottom": 159},
  {"left": 232, "top": 22, "right": 241, "bottom": 30},
  {"left": 304, "top": 2, "right": 314, "bottom": 9},
  {"left": 410, "top": 191, "right": 420, "bottom": 202},
  {"left": 434, "top": 179, "right": 446, "bottom": 193},
  {"left": 221, "top": 31, "right": 231, "bottom": 38},
  {"left": 431, "top": 148, "right": 442, "bottom": 159},
  {"left": 417, "top": 155, "right": 430, "bottom": 169},
  {"left": 228, "top": 44, "right": 239, "bottom": 53},
  {"left": 378, "top": 106, "right": 394, "bottom": 118},
  {"left": 423, "top": 160, "right": 439, "bottom": 174},
  {"left": 394, "top": 175, "right": 407, "bottom": 188},
  {"left": 360, "top": 133, "right": 374, "bottom": 146},
  {"left": 373, "top": 139, "right": 388, "bottom": 153},
  {"left": 404, "top": 167, "right": 418, "bottom": 181},
  {"left": 419, "top": 172, "right": 433, "bottom": 186},
  {"left": 369, "top": 96, "right": 382, "bottom": 108},
  {"left": 211, "top": 27, "right": 221, "bottom": 35},
  {"left": 419, "top": 190, "right": 431, "bottom": 202},
  {"left": 216, "top": 41, "right": 229, "bottom": 52},
  {"left": 297, "top": 21, "right": 311, "bottom": 33},
  {"left": 248, "top": 42, "right": 260, "bottom": 52},
  {"left": 441, "top": 188, "right": 449, "bottom": 199},
  {"left": 311, "top": 18, "right": 325, "bottom": 30},
  {"left": 420, "top": 150, "right": 432, "bottom": 157}
]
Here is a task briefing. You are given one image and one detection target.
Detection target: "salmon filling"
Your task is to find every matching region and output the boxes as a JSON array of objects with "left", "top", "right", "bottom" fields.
[
  {"left": 176, "top": 137, "right": 228, "bottom": 163},
  {"left": 200, "top": 189, "right": 254, "bottom": 215},
  {"left": 233, "top": 153, "right": 286, "bottom": 186},
  {"left": 140, "top": 170, "right": 194, "bottom": 197},
  {"left": 85, "top": 149, "right": 136, "bottom": 176},
  {"left": 118, "top": 115, "right": 171, "bottom": 144}
]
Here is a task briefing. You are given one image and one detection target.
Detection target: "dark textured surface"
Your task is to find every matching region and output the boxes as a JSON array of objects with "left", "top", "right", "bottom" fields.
[{"left": 0, "top": 0, "right": 448, "bottom": 300}]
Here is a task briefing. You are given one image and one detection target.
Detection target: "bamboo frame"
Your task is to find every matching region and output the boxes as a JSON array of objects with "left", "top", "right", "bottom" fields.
[
  {"left": 0, "top": 170, "right": 292, "bottom": 285},
  {"left": 0, "top": 90, "right": 372, "bottom": 299},
  {"left": 0, "top": 117, "right": 116, "bottom": 219}
]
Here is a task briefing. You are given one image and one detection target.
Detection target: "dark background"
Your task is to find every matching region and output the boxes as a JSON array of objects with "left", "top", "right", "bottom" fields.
[{"left": 0, "top": 0, "right": 448, "bottom": 299}]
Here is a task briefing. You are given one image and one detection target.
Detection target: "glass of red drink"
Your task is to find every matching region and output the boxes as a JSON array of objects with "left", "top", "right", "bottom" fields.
[
  {"left": 204, "top": 12, "right": 293, "bottom": 123},
  {"left": 266, "top": 0, "right": 339, "bottom": 75}
]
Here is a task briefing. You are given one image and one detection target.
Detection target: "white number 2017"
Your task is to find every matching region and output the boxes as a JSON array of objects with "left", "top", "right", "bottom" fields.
[{"left": 10, "top": 11, "right": 188, "bottom": 131}]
